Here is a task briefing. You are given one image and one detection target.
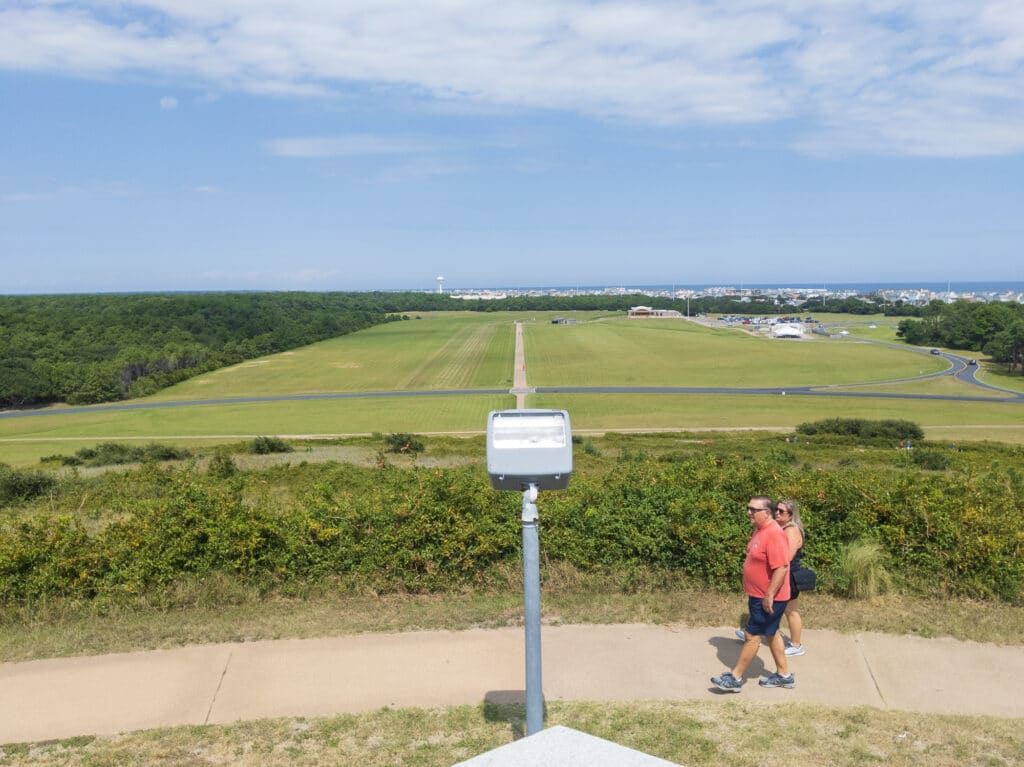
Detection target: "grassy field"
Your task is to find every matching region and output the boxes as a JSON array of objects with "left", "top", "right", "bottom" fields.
[
  {"left": 4, "top": 310, "right": 1024, "bottom": 466},
  {"left": 814, "top": 376, "right": 1015, "bottom": 398},
  {"left": 530, "top": 393, "right": 1024, "bottom": 438},
  {"left": 525, "top": 316, "right": 946, "bottom": 387},
  {"left": 148, "top": 312, "right": 518, "bottom": 399}
]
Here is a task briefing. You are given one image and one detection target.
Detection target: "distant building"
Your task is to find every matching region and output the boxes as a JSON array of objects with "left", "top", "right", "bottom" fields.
[
  {"left": 551, "top": 317, "right": 577, "bottom": 325},
  {"left": 628, "top": 306, "right": 683, "bottom": 319}
]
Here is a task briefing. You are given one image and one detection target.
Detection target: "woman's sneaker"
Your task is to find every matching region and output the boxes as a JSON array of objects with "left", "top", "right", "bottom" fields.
[
  {"left": 759, "top": 672, "right": 796, "bottom": 688},
  {"left": 784, "top": 643, "right": 805, "bottom": 657},
  {"left": 711, "top": 672, "right": 745, "bottom": 692},
  {"left": 735, "top": 629, "right": 746, "bottom": 641}
]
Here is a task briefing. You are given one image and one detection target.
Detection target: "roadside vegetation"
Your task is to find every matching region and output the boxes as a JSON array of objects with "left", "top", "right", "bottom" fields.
[
  {"left": 898, "top": 299, "right": 1024, "bottom": 375},
  {"left": 2, "top": 429, "right": 1022, "bottom": 663}
]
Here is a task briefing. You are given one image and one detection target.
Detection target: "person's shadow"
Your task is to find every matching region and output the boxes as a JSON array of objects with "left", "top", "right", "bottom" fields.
[{"left": 706, "top": 634, "right": 769, "bottom": 694}]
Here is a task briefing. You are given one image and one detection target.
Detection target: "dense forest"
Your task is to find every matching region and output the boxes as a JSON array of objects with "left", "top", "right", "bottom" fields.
[
  {"left": 0, "top": 293, "right": 403, "bottom": 408},
  {"left": 897, "top": 300, "right": 1024, "bottom": 374},
  {"left": 0, "top": 289, "right": 996, "bottom": 410}
]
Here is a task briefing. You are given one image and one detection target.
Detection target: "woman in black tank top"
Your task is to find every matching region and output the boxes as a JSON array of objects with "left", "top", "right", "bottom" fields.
[{"left": 775, "top": 500, "right": 806, "bottom": 656}]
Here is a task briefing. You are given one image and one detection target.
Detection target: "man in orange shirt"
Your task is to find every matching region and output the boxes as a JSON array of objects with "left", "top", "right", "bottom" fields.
[{"left": 712, "top": 496, "right": 794, "bottom": 692}]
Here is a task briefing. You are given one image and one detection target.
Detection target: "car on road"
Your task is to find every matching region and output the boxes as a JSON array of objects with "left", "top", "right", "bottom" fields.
[
  {"left": 930, "top": 348, "right": 941, "bottom": 355},
  {"left": 968, "top": 358, "right": 977, "bottom": 365}
]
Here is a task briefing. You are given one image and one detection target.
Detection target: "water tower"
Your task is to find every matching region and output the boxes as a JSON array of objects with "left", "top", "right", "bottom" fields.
[{"left": 436, "top": 275, "right": 444, "bottom": 294}]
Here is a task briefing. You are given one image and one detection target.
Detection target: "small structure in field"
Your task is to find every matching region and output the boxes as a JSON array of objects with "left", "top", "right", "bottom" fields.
[
  {"left": 628, "top": 306, "right": 683, "bottom": 319},
  {"left": 770, "top": 323, "right": 804, "bottom": 338}
]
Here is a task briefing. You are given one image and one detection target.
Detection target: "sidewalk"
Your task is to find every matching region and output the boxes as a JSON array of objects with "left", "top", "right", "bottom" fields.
[{"left": 2, "top": 624, "right": 1022, "bottom": 744}]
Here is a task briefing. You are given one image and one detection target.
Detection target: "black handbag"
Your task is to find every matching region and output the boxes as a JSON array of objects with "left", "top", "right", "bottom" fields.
[{"left": 793, "top": 567, "right": 816, "bottom": 591}]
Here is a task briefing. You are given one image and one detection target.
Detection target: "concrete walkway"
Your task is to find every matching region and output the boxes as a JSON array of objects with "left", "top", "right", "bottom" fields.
[{"left": 2, "top": 624, "right": 1022, "bottom": 744}]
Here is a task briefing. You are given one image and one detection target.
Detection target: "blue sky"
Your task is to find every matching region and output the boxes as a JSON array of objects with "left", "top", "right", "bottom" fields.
[{"left": 2, "top": 1, "right": 1023, "bottom": 293}]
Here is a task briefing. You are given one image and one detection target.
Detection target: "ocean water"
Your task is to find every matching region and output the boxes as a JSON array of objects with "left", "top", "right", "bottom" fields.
[{"left": 483, "top": 282, "right": 1024, "bottom": 294}]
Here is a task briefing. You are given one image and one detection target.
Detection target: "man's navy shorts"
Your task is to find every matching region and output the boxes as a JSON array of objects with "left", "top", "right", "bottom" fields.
[{"left": 745, "top": 595, "right": 788, "bottom": 637}]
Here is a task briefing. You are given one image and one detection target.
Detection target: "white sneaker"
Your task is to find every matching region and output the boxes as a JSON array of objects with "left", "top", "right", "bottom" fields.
[
  {"left": 735, "top": 629, "right": 746, "bottom": 641},
  {"left": 784, "top": 644, "right": 805, "bottom": 657}
]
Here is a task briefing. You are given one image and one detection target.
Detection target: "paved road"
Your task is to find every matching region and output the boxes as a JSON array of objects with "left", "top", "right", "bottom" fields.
[{"left": 2, "top": 624, "right": 1021, "bottom": 744}]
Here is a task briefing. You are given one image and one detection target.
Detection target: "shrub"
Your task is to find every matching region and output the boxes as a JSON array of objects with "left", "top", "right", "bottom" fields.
[
  {"left": 796, "top": 418, "right": 923, "bottom": 441},
  {"left": 0, "top": 464, "right": 56, "bottom": 505},
  {"left": 383, "top": 433, "right": 425, "bottom": 454},
  {"left": 207, "top": 450, "right": 237, "bottom": 478},
  {"left": 911, "top": 449, "right": 951, "bottom": 471},
  {"left": 40, "top": 442, "right": 191, "bottom": 467},
  {"left": 248, "top": 436, "right": 294, "bottom": 455},
  {"left": 839, "top": 540, "right": 893, "bottom": 599}
]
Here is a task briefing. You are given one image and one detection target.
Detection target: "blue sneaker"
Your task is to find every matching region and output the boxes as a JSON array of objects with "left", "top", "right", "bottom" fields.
[
  {"left": 759, "top": 672, "right": 796, "bottom": 688},
  {"left": 711, "top": 672, "right": 745, "bottom": 692}
]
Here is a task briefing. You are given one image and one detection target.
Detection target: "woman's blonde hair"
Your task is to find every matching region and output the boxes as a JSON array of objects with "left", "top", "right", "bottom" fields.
[{"left": 777, "top": 499, "right": 804, "bottom": 538}]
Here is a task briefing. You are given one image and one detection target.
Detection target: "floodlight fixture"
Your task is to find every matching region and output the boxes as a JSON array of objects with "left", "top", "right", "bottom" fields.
[{"left": 486, "top": 409, "right": 572, "bottom": 491}]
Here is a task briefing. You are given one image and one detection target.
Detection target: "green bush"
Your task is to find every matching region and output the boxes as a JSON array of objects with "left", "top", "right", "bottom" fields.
[
  {"left": 248, "top": 436, "right": 294, "bottom": 455},
  {"left": 2, "top": 444, "right": 1023, "bottom": 606},
  {"left": 796, "top": 418, "right": 924, "bottom": 441},
  {"left": 40, "top": 442, "right": 191, "bottom": 467},
  {"left": 0, "top": 464, "right": 56, "bottom": 505},
  {"left": 911, "top": 449, "right": 952, "bottom": 471},
  {"left": 384, "top": 433, "right": 425, "bottom": 454}
]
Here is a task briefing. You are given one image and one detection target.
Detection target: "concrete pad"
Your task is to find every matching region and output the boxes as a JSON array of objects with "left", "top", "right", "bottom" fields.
[
  {"left": 1, "top": 623, "right": 1021, "bottom": 745},
  {"left": 207, "top": 628, "right": 524, "bottom": 723},
  {"left": 0, "top": 644, "right": 232, "bottom": 743},
  {"left": 856, "top": 632, "right": 1024, "bottom": 716},
  {"left": 454, "top": 725, "right": 681, "bottom": 766},
  {"left": 544, "top": 625, "right": 885, "bottom": 708}
]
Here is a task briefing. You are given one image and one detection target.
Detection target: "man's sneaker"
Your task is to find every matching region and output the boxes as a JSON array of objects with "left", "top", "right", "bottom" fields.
[
  {"left": 735, "top": 629, "right": 746, "bottom": 641},
  {"left": 711, "top": 672, "right": 745, "bottom": 693},
  {"left": 759, "top": 672, "right": 796, "bottom": 688},
  {"left": 784, "top": 643, "right": 805, "bottom": 657}
]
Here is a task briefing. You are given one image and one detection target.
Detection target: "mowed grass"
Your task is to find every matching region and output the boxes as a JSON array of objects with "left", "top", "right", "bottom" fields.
[
  {"left": 147, "top": 312, "right": 517, "bottom": 400},
  {"left": 0, "top": 395, "right": 513, "bottom": 466},
  {"left": 981, "top": 365, "right": 1024, "bottom": 393},
  {"left": 6, "top": 700, "right": 1021, "bottom": 767},
  {"left": 524, "top": 317, "right": 947, "bottom": 387},
  {"left": 820, "top": 376, "right": 1016, "bottom": 398},
  {"left": 4, "top": 310, "right": 1023, "bottom": 465},
  {"left": 530, "top": 393, "right": 1024, "bottom": 440}
]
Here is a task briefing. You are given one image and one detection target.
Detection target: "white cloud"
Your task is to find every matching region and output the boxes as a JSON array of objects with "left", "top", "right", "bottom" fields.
[
  {"left": 159, "top": 95, "right": 178, "bottom": 109},
  {"left": 1, "top": 1, "right": 1022, "bottom": 157}
]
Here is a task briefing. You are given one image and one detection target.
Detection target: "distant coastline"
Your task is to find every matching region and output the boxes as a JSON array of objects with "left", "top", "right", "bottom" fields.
[{"left": 449, "top": 281, "right": 1024, "bottom": 294}]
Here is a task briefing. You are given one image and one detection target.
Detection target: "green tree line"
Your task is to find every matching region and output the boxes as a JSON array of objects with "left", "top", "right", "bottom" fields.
[
  {"left": 0, "top": 289, "right": 935, "bottom": 409},
  {"left": 896, "top": 300, "right": 1024, "bottom": 373},
  {"left": 0, "top": 293, "right": 404, "bottom": 407}
]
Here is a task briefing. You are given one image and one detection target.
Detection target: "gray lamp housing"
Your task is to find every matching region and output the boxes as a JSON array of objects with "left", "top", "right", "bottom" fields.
[{"left": 486, "top": 409, "right": 573, "bottom": 490}]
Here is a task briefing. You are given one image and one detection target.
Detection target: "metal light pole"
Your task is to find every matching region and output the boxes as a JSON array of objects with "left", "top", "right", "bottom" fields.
[
  {"left": 485, "top": 409, "right": 573, "bottom": 739},
  {"left": 521, "top": 484, "right": 543, "bottom": 735}
]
